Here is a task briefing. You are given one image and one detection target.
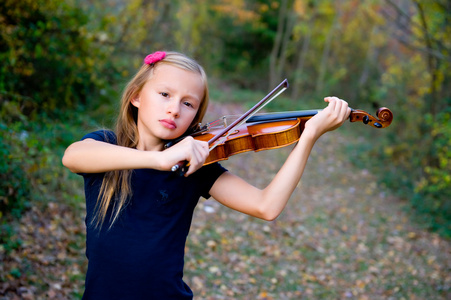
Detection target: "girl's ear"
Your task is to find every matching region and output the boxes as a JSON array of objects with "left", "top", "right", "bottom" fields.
[{"left": 130, "top": 96, "right": 140, "bottom": 108}]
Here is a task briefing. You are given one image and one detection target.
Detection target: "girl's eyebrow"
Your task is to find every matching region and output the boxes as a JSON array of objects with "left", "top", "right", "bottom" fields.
[
  {"left": 185, "top": 93, "right": 202, "bottom": 104},
  {"left": 155, "top": 83, "right": 202, "bottom": 103}
]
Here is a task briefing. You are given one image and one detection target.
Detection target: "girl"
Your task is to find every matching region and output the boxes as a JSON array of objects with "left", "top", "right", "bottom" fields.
[{"left": 62, "top": 51, "right": 350, "bottom": 299}]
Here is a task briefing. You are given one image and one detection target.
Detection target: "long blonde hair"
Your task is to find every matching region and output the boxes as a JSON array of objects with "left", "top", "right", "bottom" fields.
[{"left": 93, "top": 51, "right": 210, "bottom": 229}]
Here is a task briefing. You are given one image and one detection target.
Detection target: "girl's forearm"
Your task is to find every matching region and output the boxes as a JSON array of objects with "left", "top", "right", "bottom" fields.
[
  {"left": 62, "top": 139, "right": 161, "bottom": 173},
  {"left": 259, "top": 129, "right": 318, "bottom": 219}
]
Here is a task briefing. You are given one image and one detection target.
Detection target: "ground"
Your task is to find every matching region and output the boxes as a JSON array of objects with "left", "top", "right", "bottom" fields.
[{"left": 1, "top": 102, "right": 450, "bottom": 299}]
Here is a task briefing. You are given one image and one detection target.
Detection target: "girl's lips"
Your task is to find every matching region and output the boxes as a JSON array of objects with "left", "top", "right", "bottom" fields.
[{"left": 159, "top": 119, "right": 177, "bottom": 129}]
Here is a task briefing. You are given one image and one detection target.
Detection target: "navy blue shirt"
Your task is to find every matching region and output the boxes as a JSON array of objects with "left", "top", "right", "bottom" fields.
[{"left": 80, "top": 130, "right": 227, "bottom": 299}]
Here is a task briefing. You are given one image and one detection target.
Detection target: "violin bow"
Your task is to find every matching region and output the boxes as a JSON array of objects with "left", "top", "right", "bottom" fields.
[{"left": 171, "top": 79, "right": 289, "bottom": 174}]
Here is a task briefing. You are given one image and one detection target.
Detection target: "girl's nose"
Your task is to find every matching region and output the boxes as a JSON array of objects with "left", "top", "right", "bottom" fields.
[{"left": 167, "top": 100, "right": 180, "bottom": 118}]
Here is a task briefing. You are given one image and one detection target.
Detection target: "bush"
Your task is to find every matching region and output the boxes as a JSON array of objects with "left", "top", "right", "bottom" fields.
[
  {"left": 412, "top": 112, "right": 451, "bottom": 236},
  {"left": 0, "top": 97, "right": 33, "bottom": 218},
  {"left": 0, "top": 0, "right": 111, "bottom": 114},
  {"left": 0, "top": 126, "right": 31, "bottom": 219},
  {"left": 0, "top": 95, "right": 94, "bottom": 215},
  {"left": 350, "top": 108, "right": 451, "bottom": 238}
]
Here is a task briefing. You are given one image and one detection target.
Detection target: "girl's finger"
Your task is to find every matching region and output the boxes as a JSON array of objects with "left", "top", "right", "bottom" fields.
[
  {"left": 337, "top": 99, "right": 350, "bottom": 121},
  {"left": 185, "top": 140, "right": 209, "bottom": 176},
  {"left": 324, "top": 96, "right": 336, "bottom": 108}
]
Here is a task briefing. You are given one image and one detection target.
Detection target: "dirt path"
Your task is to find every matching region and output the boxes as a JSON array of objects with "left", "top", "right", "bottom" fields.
[{"left": 1, "top": 102, "right": 450, "bottom": 299}]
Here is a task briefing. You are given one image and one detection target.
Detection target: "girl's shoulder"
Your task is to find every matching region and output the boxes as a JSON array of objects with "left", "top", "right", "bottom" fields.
[{"left": 81, "top": 129, "right": 117, "bottom": 144}]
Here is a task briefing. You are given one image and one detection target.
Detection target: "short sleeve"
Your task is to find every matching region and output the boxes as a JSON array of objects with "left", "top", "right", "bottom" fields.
[
  {"left": 81, "top": 130, "right": 117, "bottom": 145},
  {"left": 195, "top": 162, "right": 227, "bottom": 199}
]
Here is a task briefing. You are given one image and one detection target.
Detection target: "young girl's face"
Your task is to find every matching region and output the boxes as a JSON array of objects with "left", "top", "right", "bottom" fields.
[{"left": 131, "top": 64, "right": 205, "bottom": 150}]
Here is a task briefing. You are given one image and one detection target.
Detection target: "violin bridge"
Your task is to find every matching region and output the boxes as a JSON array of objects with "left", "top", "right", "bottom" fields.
[{"left": 222, "top": 116, "right": 227, "bottom": 128}]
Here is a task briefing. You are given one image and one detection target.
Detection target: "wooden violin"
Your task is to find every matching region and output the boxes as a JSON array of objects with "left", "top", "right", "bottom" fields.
[
  {"left": 190, "top": 107, "right": 393, "bottom": 166},
  {"left": 167, "top": 79, "right": 393, "bottom": 174}
]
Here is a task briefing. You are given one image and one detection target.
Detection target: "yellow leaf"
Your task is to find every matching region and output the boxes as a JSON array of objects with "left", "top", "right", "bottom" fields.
[{"left": 407, "top": 232, "right": 417, "bottom": 239}]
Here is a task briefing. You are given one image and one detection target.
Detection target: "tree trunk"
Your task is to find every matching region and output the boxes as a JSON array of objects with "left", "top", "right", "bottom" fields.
[
  {"left": 316, "top": 4, "right": 340, "bottom": 93},
  {"left": 292, "top": 19, "right": 313, "bottom": 101},
  {"left": 269, "top": 0, "right": 291, "bottom": 88}
]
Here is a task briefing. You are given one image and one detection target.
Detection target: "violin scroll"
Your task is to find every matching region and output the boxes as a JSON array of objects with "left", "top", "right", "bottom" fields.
[
  {"left": 349, "top": 107, "right": 393, "bottom": 128},
  {"left": 376, "top": 107, "right": 394, "bottom": 127}
]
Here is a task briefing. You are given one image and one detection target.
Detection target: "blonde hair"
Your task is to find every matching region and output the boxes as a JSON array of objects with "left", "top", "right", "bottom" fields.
[{"left": 93, "top": 51, "right": 209, "bottom": 228}]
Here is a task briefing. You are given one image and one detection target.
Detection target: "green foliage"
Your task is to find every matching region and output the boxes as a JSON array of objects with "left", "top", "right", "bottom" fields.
[
  {"left": 412, "top": 112, "right": 451, "bottom": 236},
  {"left": 417, "top": 112, "right": 451, "bottom": 198},
  {"left": 195, "top": 0, "right": 276, "bottom": 89},
  {"left": 0, "top": 0, "right": 112, "bottom": 114},
  {"left": 351, "top": 106, "right": 451, "bottom": 237},
  {"left": 0, "top": 100, "right": 32, "bottom": 218},
  {"left": 0, "top": 94, "right": 94, "bottom": 256},
  {"left": 0, "top": 132, "right": 30, "bottom": 218},
  {"left": 336, "top": 0, "right": 451, "bottom": 237}
]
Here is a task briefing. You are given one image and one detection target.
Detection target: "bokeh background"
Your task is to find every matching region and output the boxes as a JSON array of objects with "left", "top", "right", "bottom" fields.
[{"left": 1, "top": 0, "right": 450, "bottom": 299}]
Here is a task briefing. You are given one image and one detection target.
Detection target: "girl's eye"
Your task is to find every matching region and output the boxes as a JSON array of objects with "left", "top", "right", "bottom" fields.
[
  {"left": 183, "top": 101, "right": 193, "bottom": 108},
  {"left": 160, "top": 92, "right": 169, "bottom": 97}
]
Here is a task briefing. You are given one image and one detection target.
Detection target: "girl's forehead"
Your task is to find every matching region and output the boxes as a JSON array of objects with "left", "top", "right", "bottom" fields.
[
  {"left": 151, "top": 64, "right": 200, "bottom": 81},
  {"left": 153, "top": 64, "right": 202, "bottom": 82},
  {"left": 146, "top": 64, "right": 205, "bottom": 99}
]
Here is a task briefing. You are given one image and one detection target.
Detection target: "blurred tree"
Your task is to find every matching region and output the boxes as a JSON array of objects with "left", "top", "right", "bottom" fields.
[
  {"left": 369, "top": 0, "right": 451, "bottom": 233},
  {"left": 384, "top": 0, "right": 451, "bottom": 116},
  {"left": 0, "top": 0, "right": 113, "bottom": 114},
  {"left": 269, "top": 0, "right": 294, "bottom": 88},
  {"left": 0, "top": 0, "right": 113, "bottom": 218},
  {"left": 206, "top": 0, "right": 275, "bottom": 88}
]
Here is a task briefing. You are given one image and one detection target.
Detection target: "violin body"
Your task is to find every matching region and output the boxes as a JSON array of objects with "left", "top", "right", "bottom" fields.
[{"left": 193, "top": 118, "right": 303, "bottom": 165}]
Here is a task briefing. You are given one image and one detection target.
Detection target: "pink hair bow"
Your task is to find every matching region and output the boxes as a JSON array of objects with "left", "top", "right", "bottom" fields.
[{"left": 144, "top": 51, "right": 166, "bottom": 65}]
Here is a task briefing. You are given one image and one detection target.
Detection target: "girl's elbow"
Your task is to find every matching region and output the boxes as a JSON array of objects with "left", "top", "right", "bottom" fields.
[
  {"left": 62, "top": 148, "right": 80, "bottom": 173},
  {"left": 62, "top": 154, "right": 75, "bottom": 172},
  {"left": 257, "top": 207, "right": 280, "bottom": 222},
  {"left": 255, "top": 194, "right": 282, "bottom": 221},
  {"left": 262, "top": 212, "right": 280, "bottom": 222}
]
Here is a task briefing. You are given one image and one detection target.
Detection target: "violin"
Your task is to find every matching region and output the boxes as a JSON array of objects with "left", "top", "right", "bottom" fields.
[
  {"left": 168, "top": 79, "right": 393, "bottom": 174},
  {"left": 191, "top": 107, "right": 393, "bottom": 166}
]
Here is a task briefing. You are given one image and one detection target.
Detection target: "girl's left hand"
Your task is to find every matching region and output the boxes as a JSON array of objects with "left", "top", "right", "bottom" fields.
[{"left": 304, "top": 96, "right": 351, "bottom": 139}]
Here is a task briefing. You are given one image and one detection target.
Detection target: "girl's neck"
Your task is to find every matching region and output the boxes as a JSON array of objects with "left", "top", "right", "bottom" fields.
[{"left": 136, "top": 136, "right": 165, "bottom": 151}]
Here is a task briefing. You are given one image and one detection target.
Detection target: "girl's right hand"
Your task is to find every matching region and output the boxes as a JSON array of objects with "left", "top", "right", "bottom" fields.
[{"left": 158, "top": 136, "right": 210, "bottom": 176}]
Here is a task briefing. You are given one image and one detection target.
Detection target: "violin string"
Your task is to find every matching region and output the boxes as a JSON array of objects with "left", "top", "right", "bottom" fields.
[
  {"left": 205, "top": 118, "right": 224, "bottom": 128},
  {"left": 202, "top": 110, "right": 279, "bottom": 129},
  {"left": 205, "top": 112, "right": 290, "bottom": 127},
  {"left": 210, "top": 109, "right": 324, "bottom": 125}
]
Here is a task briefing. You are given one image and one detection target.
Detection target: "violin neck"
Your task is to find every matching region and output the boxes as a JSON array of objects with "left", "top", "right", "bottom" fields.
[{"left": 246, "top": 110, "right": 321, "bottom": 123}]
